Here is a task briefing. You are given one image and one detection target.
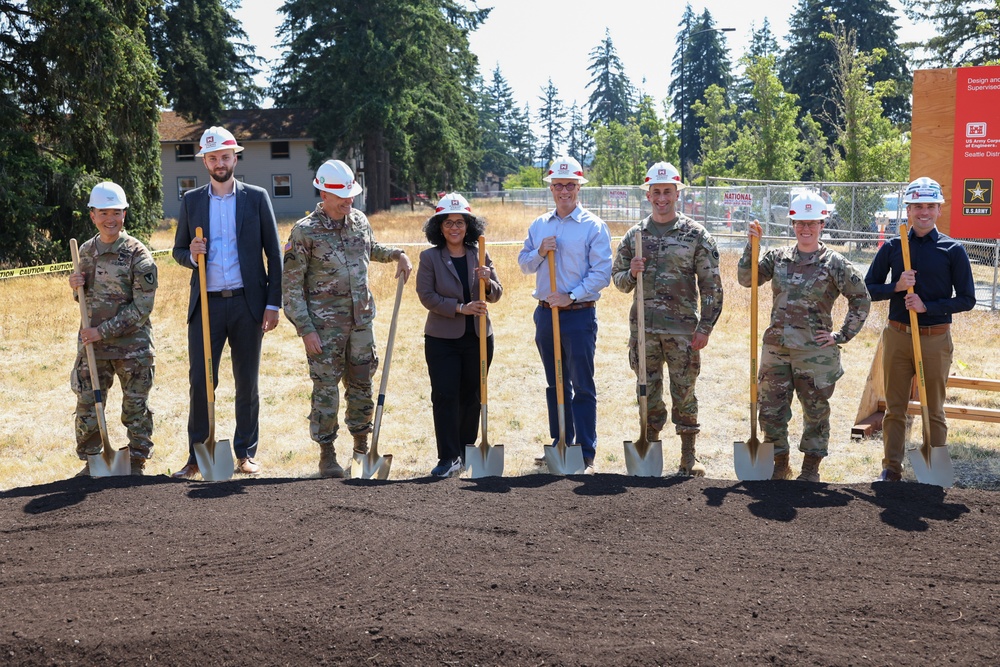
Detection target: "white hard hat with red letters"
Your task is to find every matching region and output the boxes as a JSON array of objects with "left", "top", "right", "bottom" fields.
[
  {"left": 88, "top": 181, "right": 129, "bottom": 209},
  {"left": 641, "top": 161, "right": 687, "bottom": 191},
  {"left": 196, "top": 126, "right": 244, "bottom": 156},
  {"left": 434, "top": 192, "right": 472, "bottom": 216},
  {"left": 543, "top": 156, "right": 589, "bottom": 184},
  {"left": 902, "top": 177, "right": 945, "bottom": 204},
  {"left": 787, "top": 192, "right": 829, "bottom": 220},
  {"left": 313, "top": 160, "right": 363, "bottom": 197}
]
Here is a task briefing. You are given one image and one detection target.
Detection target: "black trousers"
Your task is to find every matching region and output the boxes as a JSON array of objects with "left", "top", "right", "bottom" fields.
[
  {"left": 186, "top": 294, "right": 263, "bottom": 462},
  {"left": 424, "top": 332, "right": 494, "bottom": 462}
]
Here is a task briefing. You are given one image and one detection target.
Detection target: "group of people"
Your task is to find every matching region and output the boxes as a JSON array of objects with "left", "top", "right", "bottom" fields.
[{"left": 68, "top": 123, "right": 976, "bottom": 484}]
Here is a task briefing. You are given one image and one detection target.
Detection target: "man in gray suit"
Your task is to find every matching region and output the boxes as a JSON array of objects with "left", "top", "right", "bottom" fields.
[{"left": 171, "top": 126, "right": 282, "bottom": 479}]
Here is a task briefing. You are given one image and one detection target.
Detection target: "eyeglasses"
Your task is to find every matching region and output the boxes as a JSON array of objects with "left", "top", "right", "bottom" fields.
[
  {"left": 793, "top": 221, "right": 821, "bottom": 229},
  {"left": 442, "top": 220, "right": 467, "bottom": 229},
  {"left": 551, "top": 183, "right": 578, "bottom": 192}
]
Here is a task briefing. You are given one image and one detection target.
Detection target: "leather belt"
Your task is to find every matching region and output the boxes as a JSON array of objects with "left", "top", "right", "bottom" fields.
[
  {"left": 887, "top": 320, "right": 950, "bottom": 335},
  {"left": 538, "top": 300, "right": 596, "bottom": 310},
  {"left": 207, "top": 288, "right": 244, "bottom": 298}
]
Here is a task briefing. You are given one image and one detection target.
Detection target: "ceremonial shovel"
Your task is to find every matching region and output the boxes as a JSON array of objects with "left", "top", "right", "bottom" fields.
[
  {"left": 733, "top": 225, "right": 774, "bottom": 480},
  {"left": 465, "top": 236, "right": 504, "bottom": 478},
  {"left": 70, "top": 239, "right": 130, "bottom": 477},
  {"left": 899, "top": 223, "right": 953, "bottom": 488},
  {"left": 352, "top": 273, "right": 403, "bottom": 480},
  {"left": 623, "top": 229, "right": 664, "bottom": 476},
  {"left": 542, "top": 251, "right": 586, "bottom": 475},
  {"left": 191, "top": 227, "right": 234, "bottom": 481}
]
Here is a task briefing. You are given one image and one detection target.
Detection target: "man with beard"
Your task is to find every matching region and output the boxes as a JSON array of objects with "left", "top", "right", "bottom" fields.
[{"left": 171, "top": 126, "right": 282, "bottom": 479}]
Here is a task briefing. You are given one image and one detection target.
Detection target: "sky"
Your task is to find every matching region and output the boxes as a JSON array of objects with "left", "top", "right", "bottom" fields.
[{"left": 235, "top": 0, "right": 933, "bottom": 116}]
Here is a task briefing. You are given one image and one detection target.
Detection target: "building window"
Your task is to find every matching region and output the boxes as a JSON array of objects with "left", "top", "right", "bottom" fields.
[
  {"left": 272, "top": 174, "right": 291, "bottom": 198},
  {"left": 271, "top": 141, "right": 290, "bottom": 159},
  {"left": 177, "top": 176, "right": 197, "bottom": 199},
  {"left": 175, "top": 144, "right": 196, "bottom": 161}
]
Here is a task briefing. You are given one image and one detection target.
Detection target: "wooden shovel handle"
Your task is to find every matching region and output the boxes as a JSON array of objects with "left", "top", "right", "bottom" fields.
[
  {"left": 547, "top": 251, "right": 564, "bottom": 409},
  {"left": 70, "top": 239, "right": 112, "bottom": 454},
  {"left": 750, "top": 231, "right": 759, "bottom": 406},
  {"left": 195, "top": 227, "right": 215, "bottom": 405},
  {"left": 635, "top": 230, "right": 648, "bottom": 441},
  {"left": 479, "top": 236, "right": 488, "bottom": 407},
  {"left": 898, "top": 224, "right": 932, "bottom": 441}
]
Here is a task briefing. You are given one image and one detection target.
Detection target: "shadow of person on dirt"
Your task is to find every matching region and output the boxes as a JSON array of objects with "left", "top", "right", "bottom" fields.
[
  {"left": 183, "top": 476, "right": 315, "bottom": 500},
  {"left": 702, "top": 481, "right": 853, "bottom": 522},
  {"left": 844, "top": 483, "right": 970, "bottom": 532},
  {"left": 7, "top": 475, "right": 175, "bottom": 514}
]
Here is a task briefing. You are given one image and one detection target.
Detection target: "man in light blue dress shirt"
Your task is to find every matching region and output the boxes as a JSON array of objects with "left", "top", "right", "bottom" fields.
[{"left": 518, "top": 156, "right": 612, "bottom": 473}]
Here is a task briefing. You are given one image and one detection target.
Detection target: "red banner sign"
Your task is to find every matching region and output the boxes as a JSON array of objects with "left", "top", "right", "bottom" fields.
[{"left": 952, "top": 66, "right": 1000, "bottom": 238}]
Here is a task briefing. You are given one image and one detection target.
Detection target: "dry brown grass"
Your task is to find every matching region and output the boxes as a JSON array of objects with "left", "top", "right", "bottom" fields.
[{"left": 2, "top": 201, "right": 998, "bottom": 489}]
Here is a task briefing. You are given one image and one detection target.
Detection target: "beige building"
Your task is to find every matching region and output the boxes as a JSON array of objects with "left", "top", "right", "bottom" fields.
[{"left": 158, "top": 109, "right": 364, "bottom": 220}]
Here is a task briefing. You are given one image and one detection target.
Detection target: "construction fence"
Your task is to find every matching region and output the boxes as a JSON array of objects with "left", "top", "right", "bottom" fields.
[{"left": 476, "top": 179, "right": 1000, "bottom": 311}]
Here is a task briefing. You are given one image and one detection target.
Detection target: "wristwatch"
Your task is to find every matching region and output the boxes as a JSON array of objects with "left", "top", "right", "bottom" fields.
[{"left": 569, "top": 293, "right": 577, "bottom": 303}]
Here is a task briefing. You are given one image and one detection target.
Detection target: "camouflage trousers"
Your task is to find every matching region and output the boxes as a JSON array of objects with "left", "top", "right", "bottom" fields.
[
  {"left": 307, "top": 323, "right": 379, "bottom": 445},
  {"left": 758, "top": 343, "right": 842, "bottom": 456},
  {"left": 70, "top": 355, "right": 155, "bottom": 460},
  {"left": 628, "top": 332, "right": 700, "bottom": 434}
]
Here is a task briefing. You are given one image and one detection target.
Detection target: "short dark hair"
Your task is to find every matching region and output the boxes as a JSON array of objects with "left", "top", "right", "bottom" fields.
[{"left": 423, "top": 212, "right": 487, "bottom": 247}]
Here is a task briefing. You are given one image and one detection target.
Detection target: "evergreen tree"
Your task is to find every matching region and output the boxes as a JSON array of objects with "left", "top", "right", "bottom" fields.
[
  {"left": 585, "top": 29, "right": 633, "bottom": 126},
  {"left": 734, "top": 19, "right": 782, "bottom": 115},
  {"left": 690, "top": 85, "right": 735, "bottom": 182},
  {"left": 1, "top": 0, "right": 162, "bottom": 265},
  {"left": 272, "top": 0, "right": 489, "bottom": 212},
  {"left": 511, "top": 103, "right": 535, "bottom": 167},
  {"left": 536, "top": 78, "right": 566, "bottom": 166},
  {"left": 591, "top": 121, "right": 645, "bottom": 186},
  {"left": 780, "top": 0, "right": 910, "bottom": 138},
  {"left": 149, "top": 0, "right": 262, "bottom": 122},
  {"left": 731, "top": 56, "right": 805, "bottom": 181},
  {"left": 566, "top": 102, "right": 592, "bottom": 166},
  {"left": 668, "top": 6, "right": 732, "bottom": 178},
  {"left": 477, "top": 66, "right": 519, "bottom": 183},
  {"left": 903, "top": 0, "right": 1000, "bottom": 66},
  {"left": 634, "top": 94, "right": 667, "bottom": 167}
]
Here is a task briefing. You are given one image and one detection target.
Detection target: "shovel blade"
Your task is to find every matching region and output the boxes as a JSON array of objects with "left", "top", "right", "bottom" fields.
[
  {"left": 193, "top": 438, "right": 234, "bottom": 482},
  {"left": 623, "top": 439, "right": 663, "bottom": 477},
  {"left": 465, "top": 443, "right": 504, "bottom": 478},
  {"left": 542, "top": 443, "right": 586, "bottom": 475},
  {"left": 733, "top": 439, "right": 774, "bottom": 481},
  {"left": 87, "top": 446, "right": 131, "bottom": 478},
  {"left": 352, "top": 451, "right": 393, "bottom": 480},
  {"left": 907, "top": 445, "right": 954, "bottom": 488}
]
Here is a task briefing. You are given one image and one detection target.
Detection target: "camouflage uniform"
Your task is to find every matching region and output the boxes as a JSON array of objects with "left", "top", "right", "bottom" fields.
[
  {"left": 282, "top": 204, "right": 404, "bottom": 445},
  {"left": 612, "top": 214, "right": 723, "bottom": 434},
  {"left": 70, "top": 232, "right": 157, "bottom": 460},
  {"left": 737, "top": 242, "right": 870, "bottom": 456}
]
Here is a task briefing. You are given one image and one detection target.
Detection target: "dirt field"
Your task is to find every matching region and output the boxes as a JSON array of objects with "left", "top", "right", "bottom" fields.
[{"left": 2, "top": 473, "right": 998, "bottom": 666}]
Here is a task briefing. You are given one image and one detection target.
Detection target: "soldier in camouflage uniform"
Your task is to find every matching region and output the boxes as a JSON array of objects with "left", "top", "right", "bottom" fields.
[
  {"left": 612, "top": 162, "right": 723, "bottom": 476},
  {"left": 69, "top": 182, "right": 157, "bottom": 476},
  {"left": 737, "top": 193, "right": 870, "bottom": 482},
  {"left": 282, "top": 160, "right": 412, "bottom": 478}
]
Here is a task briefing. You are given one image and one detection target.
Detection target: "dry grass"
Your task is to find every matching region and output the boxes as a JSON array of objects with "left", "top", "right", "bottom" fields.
[{"left": 2, "top": 200, "right": 998, "bottom": 489}]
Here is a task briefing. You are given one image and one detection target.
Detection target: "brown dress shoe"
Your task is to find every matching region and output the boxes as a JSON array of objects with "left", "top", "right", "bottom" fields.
[
  {"left": 236, "top": 457, "right": 261, "bottom": 475},
  {"left": 171, "top": 463, "right": 200, "bottom": 480}
]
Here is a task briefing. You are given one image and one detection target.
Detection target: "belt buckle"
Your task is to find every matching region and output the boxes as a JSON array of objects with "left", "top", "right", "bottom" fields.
[{"left": 222, "top": 289, "right": 234, "bottom": 298}]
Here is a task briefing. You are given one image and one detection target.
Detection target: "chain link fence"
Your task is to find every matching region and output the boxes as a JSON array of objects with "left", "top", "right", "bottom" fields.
[{"left": 492, "top": 181, "right": 999, "bottom": 311}]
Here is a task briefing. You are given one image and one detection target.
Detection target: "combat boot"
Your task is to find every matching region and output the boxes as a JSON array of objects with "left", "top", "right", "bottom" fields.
[
  {"left": 797, "top": 453, "right": 822, "bottom": 482},
  {"left": 352, "top": 432, "right": 369, "bottom": 455},
  {"left": 319, "top": 442, "right": 345, "bottom": 479},
  {"left": 647, "top": 427, "right": 661, "bottom": 442},
  {"left": 130, "top": 458, "right": 145, "bottom": 476},
  {"left": 771, "top": 450, "right": 793, "bottom": 480},
  {"left": 678, "top": 433, "right": 706, "bottom": 477}
]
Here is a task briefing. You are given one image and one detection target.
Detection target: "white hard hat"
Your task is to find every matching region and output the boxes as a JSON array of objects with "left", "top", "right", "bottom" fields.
[
  {"left": 788, "top": 192, "right": 829, "bottom": 220},
  {"left": 313, "top": 160, "right": 363, "bottom": 197},
  {"left": 434, "top": 192, "right": 472, "bottom": 216},
  {"left": 543, "top": 156, "right": 589, "bottom": 184},
  {"left": 88, "top": 181, "right": 129, "bottom": 209},
  {"left": 641, "top": 161, "right": 687, "bottom": 191},
  {"left": 902, "top": 177, "right": 945, "bottom": 204},
  {"left": 196, "top": 126, "right": 244, "bottom": 156}
]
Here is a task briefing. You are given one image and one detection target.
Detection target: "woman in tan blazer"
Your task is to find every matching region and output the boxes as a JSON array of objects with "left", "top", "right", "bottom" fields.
[{"left": 416, "top": 193, "right": 503, "bottom": 477}]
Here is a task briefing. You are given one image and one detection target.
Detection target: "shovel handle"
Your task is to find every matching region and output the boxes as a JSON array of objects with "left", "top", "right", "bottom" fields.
[
  {"left": 750, "top": 230, "right": 760, "bottom": 412},
  {"left": 195, "top": 228, "right": 216, "bottom": 406},
  {"left": 635, "top": 230, "right": 648, "bottom": 442},
  {"left": 547, "top": 251, "right": 567, "bottom": 448},
  {"left": 371, "top": 272, "right": 406, "bottom": 454},
  {"left": 479, "top": 236, "right": 488, "bottom": 407},
  {"left": 898, "top": 224, "right": 932, "bottom": 445}
]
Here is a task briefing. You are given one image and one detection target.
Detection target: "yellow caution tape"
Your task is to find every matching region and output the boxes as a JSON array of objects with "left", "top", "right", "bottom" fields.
[{"left": 0, "top": 249, "right": 174, "bottom": 280}]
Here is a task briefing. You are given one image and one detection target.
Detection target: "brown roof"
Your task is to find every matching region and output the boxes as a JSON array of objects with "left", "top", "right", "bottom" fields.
[{"left": 158, "top": 109, "right": 318, "bottom": 143}]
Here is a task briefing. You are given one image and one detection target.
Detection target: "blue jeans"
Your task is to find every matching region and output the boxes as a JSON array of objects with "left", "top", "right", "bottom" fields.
[{"left": 533, "top": 305, "right": 598, "bottom": 461}]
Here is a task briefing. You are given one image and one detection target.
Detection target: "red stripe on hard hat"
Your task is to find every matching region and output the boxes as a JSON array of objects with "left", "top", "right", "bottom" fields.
[
  {"left": 435, "top": 206, "right": 445, "bottom": 212},
  {"left": 673, "top": 176, "right": 681, "bottom": 182},
  {"left": 222, "top": 139, "right": 238, "bottom": 146},
  {"left": 574, "top": 171, "right": 583, "bottom": 177},
  {"left": 644, "top": 177, "right": 652, "bottom": 183}
]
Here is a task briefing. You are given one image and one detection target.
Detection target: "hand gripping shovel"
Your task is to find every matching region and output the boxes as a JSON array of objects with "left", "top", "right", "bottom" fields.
[
  {"left": 734, "top": 227, "right": 774, "bottom": 480},
  {"left": 899, "top": 224, "right": 953, "bottom": 488},
  {"left": 353, "top": 273, "right": 403, "bottom": 480},
  {"left": 70, "top": 239, "right": 130, "bottom": 477},
  {"left": 465, "top": 236, "right": 504, "bottom": 478},
  {"left": 624, "top": 230, "right": 664, "bottom": 476},
  {"left": 542, "top": 251, "right": 587, "bottom": 475},
  {"left": 191, "top": 227, "right": 234, "bottom": 482}
]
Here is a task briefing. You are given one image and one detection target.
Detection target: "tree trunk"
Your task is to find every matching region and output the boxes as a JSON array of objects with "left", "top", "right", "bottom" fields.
[{"left": 364, "top": 129, "right": 392, "bottom": 214}]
